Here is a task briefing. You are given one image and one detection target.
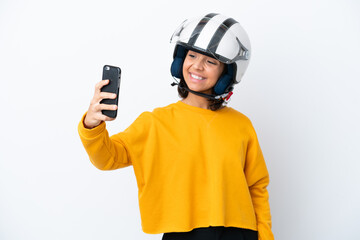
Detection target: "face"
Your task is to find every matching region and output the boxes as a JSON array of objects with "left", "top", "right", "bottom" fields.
[{"left": 182, "top": 50, "right": 225, "bottom": 95}]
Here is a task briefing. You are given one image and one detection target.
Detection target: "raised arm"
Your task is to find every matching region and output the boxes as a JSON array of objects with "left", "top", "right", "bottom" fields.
[{"left": 78, "top": 79, "right": 131, "bottom": 170}]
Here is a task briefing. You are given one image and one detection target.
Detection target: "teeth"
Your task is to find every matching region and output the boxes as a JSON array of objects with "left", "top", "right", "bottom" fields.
[{"left": 191, "top": 74, "right": 204, "bottom": 80}]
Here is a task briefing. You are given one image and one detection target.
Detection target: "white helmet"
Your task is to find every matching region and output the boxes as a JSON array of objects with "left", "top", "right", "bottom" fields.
[{"left": 170, "top": 13, "right": 251, "bottom": 95}]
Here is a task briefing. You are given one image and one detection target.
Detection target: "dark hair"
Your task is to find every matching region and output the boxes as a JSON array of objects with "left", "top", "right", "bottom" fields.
[{"left": 177, "top": 79, "right": 225, "bottom": 111}]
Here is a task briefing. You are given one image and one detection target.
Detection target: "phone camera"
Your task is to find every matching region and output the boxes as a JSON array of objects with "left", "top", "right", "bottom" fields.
[{"left": 105, "top": 66, "right": 110, "bottom": 70}]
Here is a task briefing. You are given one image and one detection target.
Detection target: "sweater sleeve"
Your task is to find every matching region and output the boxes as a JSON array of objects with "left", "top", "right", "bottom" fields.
[
  {"left": 244, "top": 123, "right": 274, "bottom": 240},
  {"left": 77, "top": 113, "right": 131, "bottom": 170}
]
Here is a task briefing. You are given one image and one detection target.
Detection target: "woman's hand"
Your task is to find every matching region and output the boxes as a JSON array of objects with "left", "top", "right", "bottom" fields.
[{"left": 83, "top": 79, "right": 118, "bottom": 129}]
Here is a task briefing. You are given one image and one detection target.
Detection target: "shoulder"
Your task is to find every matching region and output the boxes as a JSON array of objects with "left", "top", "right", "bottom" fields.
[
  {"left": 134, "top": 102, "right": 178, "bottom": 123},
  {"left": 221, "top": 107, "right": 259, "bottom": 138},
  {"left": 152, "top": 102, "right": 178, "bottom": 114},
  {"left": 223, "top": 107, "right": 253, "bottom": 125},
  {"left": 146, "top": 102, "right": 180, "bottom": 119}
]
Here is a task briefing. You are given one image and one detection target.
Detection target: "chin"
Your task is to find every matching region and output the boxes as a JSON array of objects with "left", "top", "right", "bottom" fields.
[
  {"left": 184, "top": 78, "right": 215, "bottom": 95},
  {"left": 188, "top": 86, "right": 213, "bottom": 95}
]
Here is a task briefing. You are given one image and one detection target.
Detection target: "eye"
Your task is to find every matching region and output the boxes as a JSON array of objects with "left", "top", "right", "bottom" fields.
[{"left": 207, "top": 58, "right": 221, "bottom": 66}]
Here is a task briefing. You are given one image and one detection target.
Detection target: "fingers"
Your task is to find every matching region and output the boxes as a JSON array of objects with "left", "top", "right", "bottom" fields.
[
  {"left": 96, "top": 113, "right": 116, "bottom": 122},
  {"left": 91, "top": 80, "right": 117, "bottom": 104},
  {"left": 86, "top": 79, "right": 118, "bottom": 127},
  {"left": 102, "top": 115, "right": 116, "bottom": 122},
  {"left": 95, "top": 103, "right": 118, "bottom": 112},
  {"left": 99, "top": 92, "right": 117, "bottom": 100},
  {"left": 91, "top": 93, "right": 117, "bottom": 106},
  {"left": 95, "top": 79, "right": 110, "bottom": 93}
]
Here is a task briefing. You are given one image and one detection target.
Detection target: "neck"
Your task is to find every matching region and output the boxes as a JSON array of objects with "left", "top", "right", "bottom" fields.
[{"left": 181, "top": 92, "right": 211, "bottom": 109}]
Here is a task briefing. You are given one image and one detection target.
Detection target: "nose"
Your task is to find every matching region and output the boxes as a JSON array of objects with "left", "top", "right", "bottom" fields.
[{"left": 192, "top": 58, "right": 205, "bottom": 70}]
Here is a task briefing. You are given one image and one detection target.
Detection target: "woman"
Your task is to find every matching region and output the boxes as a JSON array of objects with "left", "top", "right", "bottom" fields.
[{"left": 78, "top": 13, "right": 274, "bottom": 240}]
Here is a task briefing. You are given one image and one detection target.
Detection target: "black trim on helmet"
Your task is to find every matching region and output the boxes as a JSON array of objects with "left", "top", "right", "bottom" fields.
[
  {"left": 188, "top": 13, "right": 218, "bottom": 46},
  {"left": 207, "top": 18, "right": 238, "bottom": 53}
]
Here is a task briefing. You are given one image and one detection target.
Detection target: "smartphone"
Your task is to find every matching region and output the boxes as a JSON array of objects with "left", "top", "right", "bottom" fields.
[{"left": 100, "top": 65, "right": 121, "bottom": 118}]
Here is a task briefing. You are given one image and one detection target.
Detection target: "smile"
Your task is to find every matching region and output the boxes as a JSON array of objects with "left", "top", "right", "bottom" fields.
[{"left": 190, "top": 73, "right": 205, "bottom": 80}]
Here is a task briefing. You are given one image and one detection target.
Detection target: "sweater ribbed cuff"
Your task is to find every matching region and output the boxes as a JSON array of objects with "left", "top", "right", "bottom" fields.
[{"left": 78, "top": 112, "right": 106, "bottom": 139}]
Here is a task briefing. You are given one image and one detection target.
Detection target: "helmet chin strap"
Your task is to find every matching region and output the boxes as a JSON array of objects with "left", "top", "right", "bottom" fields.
[{"left": 171, "top": 78, "right": 232, "bottom": 102}]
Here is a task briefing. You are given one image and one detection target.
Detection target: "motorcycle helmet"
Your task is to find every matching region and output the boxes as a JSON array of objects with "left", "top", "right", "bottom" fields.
[{"left": 170, "top": 13, "right": 251, "bottom": 98}]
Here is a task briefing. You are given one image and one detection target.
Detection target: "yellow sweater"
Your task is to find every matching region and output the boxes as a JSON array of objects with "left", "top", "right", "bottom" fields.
[{"left": 78, "top": 101, "right": 274, "bottom": 239}]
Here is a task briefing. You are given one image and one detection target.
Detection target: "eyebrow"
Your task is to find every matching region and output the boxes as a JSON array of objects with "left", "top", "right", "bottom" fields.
[{"left": 188, "top": 51, "right": 220, "bottom": 63}]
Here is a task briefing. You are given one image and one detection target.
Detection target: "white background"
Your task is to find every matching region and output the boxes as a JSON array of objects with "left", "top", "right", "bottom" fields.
[{"left": 1, "top": 0, "right": 359, "bottom": 239}]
